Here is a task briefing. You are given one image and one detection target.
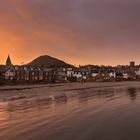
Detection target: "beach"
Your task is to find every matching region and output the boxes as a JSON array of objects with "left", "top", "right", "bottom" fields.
[
  {"left": 0, "top": 81, "right": 140, "bottom": 140},
  {"left": 0, "top": 81, "right": 140, "bottom": 101}
]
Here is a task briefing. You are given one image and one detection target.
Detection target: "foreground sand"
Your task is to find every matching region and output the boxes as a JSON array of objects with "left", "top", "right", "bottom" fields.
[
  {"left": 0, "top": 81, "right": 140, "bottom": 101},
  {"left": 1, "top": 81, "right": 140, "bottom": 140}
]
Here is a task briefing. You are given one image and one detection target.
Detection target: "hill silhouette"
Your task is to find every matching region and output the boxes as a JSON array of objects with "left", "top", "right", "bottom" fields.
[{"left": 28, "top": 55, "right": 73, "bottom": 68}]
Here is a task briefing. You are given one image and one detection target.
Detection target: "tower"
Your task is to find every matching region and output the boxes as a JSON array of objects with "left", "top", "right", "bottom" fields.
[
  {"left": 6, "top": 55, "right": 12, "bottom": 66},
  {"left": 130, "top": 61, "right": 135, "bottom": 67}
]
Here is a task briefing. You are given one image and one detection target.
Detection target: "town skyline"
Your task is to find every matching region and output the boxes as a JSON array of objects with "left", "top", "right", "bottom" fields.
[
  {"left": 1, "top": 54, "right": 140, "bottom": 83},
  {"left": 0, "top": 54, "right": 139, "bottom": 67},
  {"left": 0, "top": 53, "right": 139, "bottom": 66}
]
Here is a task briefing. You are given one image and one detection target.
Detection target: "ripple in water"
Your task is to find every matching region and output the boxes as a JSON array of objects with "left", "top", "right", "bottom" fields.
[{"left": 0, "top": 87, "right": 140, "bottom": 140}]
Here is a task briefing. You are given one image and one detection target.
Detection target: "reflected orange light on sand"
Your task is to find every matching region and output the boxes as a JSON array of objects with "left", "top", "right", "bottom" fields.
[
  {"left": 0, "top": 111, "right": 8, "bottom": 121},
  {"left": 0, "top": 102, "right": 9, "bottom": 121}
]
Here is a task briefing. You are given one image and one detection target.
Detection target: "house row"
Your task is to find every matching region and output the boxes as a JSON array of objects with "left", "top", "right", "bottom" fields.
[
  {"left": 1, "top": 65, "right": 140, "bottom": 82},
  {"left": 0, "top": 56, "right": 140, "bottom": 83}
]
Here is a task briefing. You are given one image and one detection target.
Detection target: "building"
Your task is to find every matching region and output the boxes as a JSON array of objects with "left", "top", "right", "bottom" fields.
[
  {"left": 6, "top": 55, "right": 12, "bottom": 66},
  {"left": 1, "top": 55, "right": 140, "bottom": 83},
  {"left": 130, "top": 61, "right": 135, "bottom": 67}
]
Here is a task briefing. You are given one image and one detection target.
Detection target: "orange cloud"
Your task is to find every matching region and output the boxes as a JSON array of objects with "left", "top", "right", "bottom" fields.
[{"left": 0, "top": 0, "right": 140, "bottom": 66}]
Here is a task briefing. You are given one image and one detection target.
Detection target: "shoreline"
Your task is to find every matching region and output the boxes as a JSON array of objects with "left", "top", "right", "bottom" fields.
[
  {"left": 0, "top": 81, "right": 140, "bottom": 90},
  {"left": 0, "top": 81, "right": 140, "bottom": 102}
]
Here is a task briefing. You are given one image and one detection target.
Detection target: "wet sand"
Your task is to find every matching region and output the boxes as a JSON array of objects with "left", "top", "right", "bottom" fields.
[
  {"left": 0, "top": 82, "right": 140, "bottom": 140},
  {"left": 0, "top": 81, "right": 140, "bottom": 101}
]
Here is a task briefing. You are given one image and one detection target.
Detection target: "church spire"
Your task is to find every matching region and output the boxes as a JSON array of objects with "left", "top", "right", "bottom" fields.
[{"left": 6, "top": 55, "right": 12, "bottom": 66}]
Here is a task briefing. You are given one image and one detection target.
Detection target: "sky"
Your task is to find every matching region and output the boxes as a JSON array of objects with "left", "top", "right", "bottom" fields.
[{"left": 0, "top": 0, "right": 140, "bottom": 66}]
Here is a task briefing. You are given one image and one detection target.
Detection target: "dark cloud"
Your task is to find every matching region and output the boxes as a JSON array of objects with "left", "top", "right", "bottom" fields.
[{"left": 0, "top": 0, "right": 140, "bottom": 65}]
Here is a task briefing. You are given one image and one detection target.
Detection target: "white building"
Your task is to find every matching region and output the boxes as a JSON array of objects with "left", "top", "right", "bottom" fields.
[
  {"left": 109, "top": 72, "right": 116, "bottom": 78},
  {"left": 92, "top": 72, "right": 98, "bottom": 78},
  {"left": 5, "top": 69, "right": 15, "bottom": 80},
  {"left": 123, "top": 73, "right": 129, "bottom": 79}
]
